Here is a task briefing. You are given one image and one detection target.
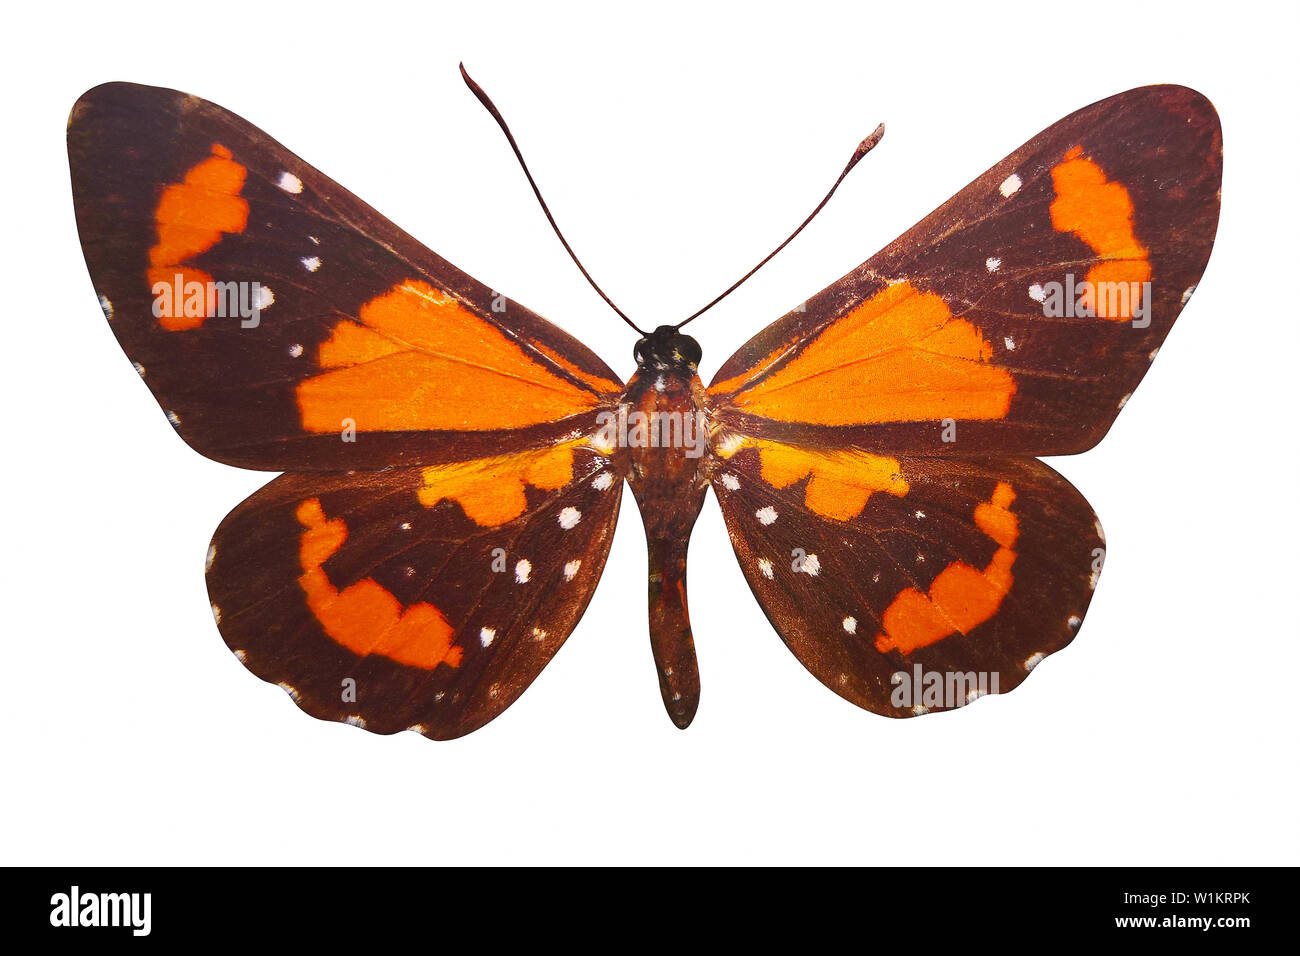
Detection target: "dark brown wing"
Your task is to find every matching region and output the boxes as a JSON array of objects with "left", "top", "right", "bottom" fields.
[
  {"left": 69, "top": 82, "right": 623, "bottom": 471},
  {"left": 711, "top": 442, "right": 1102, "bottom": 715},
  {"left": 206, "top": 440, "right": 623, "bottom": 739},
  {"left": 708, "top": 85, "right": 1221, "bottom": 457}
]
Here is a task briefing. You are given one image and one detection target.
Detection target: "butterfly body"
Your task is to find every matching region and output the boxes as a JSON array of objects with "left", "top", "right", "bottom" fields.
[
  {"left": 622, "top": 330, "right": 711, "bottom": 726},
  {"left": 68, "top": 81, "right": 1220, "bottom": 738}
]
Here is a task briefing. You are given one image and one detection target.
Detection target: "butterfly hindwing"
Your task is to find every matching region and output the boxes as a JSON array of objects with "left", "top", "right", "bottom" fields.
[
  {"left": 206, "top": 440, "right": 624, "bottom": 739},
  {"left": 709, "top": 84, "right": 1221, "bottom": 456},
  {"left": 711, "top": 445, "right": 1102, "bottom": 715},
  {"left": 68, "top": 81, "right": 623, "bottom": 471}
]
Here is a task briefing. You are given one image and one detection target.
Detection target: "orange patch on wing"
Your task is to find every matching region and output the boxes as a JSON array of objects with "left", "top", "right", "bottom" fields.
[
  {"left": 751, "top": 439, "right": 908, "bottom": 521},
  {"left": 418, "top": 442, "right": 576, "bottom": 527},
  {"left": 296, "top": 281, "right": 603, "bottom": 433},
  {"left": 709, "top": 336, "right": 800, "bottom": 396},
  {"left": 1050, "top": 146, "right": 1151, "bottom": 320},
  {"left": 147, "top": 143, "right": 250, "bottom": 331},
  {"left": 295, "top": 498, "right": 463, "bottom": 670},
  {"left": 874, "top": 482, "right": 1019, "bottom": 655},
  {"left": 727, "top": 282, "right": 1016, "bottom": 425},
  {"left": 530, "top": 341, "right": 622, "bottom": 394}
]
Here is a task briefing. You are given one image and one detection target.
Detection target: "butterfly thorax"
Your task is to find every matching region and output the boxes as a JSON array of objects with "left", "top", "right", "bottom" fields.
[{"left": 622, "top": 326, "right": 709, "bottom": 727}]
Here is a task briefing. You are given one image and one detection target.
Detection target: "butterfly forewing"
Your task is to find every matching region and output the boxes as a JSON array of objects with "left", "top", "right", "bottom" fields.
[
  {"left": 68, "top": 82, "right": 623, "bottom": 471},
  {"left": 709, "top": 85, "right": 1221, "bottom": 457}
]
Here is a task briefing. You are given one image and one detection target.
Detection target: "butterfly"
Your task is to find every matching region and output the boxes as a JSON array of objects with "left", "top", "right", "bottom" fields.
[{"left": 68, "top": 75, "right": 1220, "bottom": 739}]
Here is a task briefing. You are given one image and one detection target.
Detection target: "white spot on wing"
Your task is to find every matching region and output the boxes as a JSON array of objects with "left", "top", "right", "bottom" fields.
[
  {"left": 301, "top": 256, "right": 321, "bottom": 272},
  {"left": 210, "top": 603, "right": 221, "bottom": 625},
  {"left": 1004, "top": 335, "right": 1016, "bottom": 351},
  {"left": 716, "top": 433, "right": 746, "bottom": 457},
  {"left": 479, "top": 627, "right": 496, "bottom": 647},
  {"left": 564, "top": 559, "right": 581, "bottom": 581},
  {"left": 592, "top": 471, "right": 614, "bottom": 491},
  {"left": 1117, "top": 392, "right": 1132, "bottom": 410},
  {"left": 558, "top": 507, "right": 582, "bottom": 529},
  {"left": 133, "top": 361, "right": 146, "bottom": 378},
  {"left": 166, "top": 410, "right": 182, "bottom": 427},
  {"left": 205, "top": 544, "right": 217, "bottom": 572},
  {"left": 1181, "top": 285, "right": 1196, "bottom": 305},
  {"left": 344, "top": 715, "right": 366, "bottom": 728},
  {"left": 755, "top": 506, "right": 777, "bottom": 525},
  {"left": 254, "top": 285, "right": 275, "bottom": 310},
  {"left": 758, "top": 558, "right": 774, "bottom": 579},
  {"left": 985, "top": 256, "right": 1001, "bottom": 273},
  {"left": 288, "top": 343, "right": 304, "bottom": 358},
  {"left": 278, "top": 682, "right": 301, "bottom": 702},
  {"left": 515, "top": 559, "right": 531, "bottom": 583},
  {"left": 842, "top": 616, "right": 857, "bottom": 634},
  {"left": 720, "top": 473, "right": 740, "bottom": 491},
  {"left": 1024, "top": 651, "right": 1046, "bottom": 671},
  {"left": 277, "top": 171, "right": 303, "bottom": 193},
  {"left": 98, "top": 294, "right": 114, "bottom": 320},
  {"left": 1028, "top": 283, "right": 1046, "bottom": 303},
  {"left": 798, "top": 553, "right": 821, "bottom": 576},
  {"left": 999, "top": 173, "right": 1022, "bottom": 198}
]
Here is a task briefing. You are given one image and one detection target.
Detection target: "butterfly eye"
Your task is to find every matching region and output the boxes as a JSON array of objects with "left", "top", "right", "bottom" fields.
[{"left": 673, "top": 333, "right": 703, "bottom": 368}]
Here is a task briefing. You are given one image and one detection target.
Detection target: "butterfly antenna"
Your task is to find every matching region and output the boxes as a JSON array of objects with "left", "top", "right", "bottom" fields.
[
  {"left": 460, "top": 64, "right": 648, "bottom": 336},
  {"left": 674, "top": 123, "right": 885, "bottom": 329}
]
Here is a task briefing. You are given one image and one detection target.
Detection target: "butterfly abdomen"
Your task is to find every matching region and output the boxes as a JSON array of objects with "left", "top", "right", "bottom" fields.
[{"left": 624, "top": 330, "right": 709, "bottom": 728}]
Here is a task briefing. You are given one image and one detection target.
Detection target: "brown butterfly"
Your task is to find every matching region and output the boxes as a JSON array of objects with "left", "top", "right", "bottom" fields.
[{"left": 68, "top": 72, "right": 1220, "bottom": 738}]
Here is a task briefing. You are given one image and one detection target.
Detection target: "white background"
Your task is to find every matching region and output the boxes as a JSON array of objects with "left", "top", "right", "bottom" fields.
[{"left": 3, "top": 1, "right": 1297, "bottom": 865}]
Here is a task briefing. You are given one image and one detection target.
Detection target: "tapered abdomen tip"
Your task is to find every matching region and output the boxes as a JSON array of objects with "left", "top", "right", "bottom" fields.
[{"left": 664, "top": 691, "right": 699, "bottom": 729}]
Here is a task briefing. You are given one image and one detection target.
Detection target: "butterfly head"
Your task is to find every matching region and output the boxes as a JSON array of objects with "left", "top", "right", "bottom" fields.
[{"left": 634, "top": 326, "right": 702, "bottom": 372}]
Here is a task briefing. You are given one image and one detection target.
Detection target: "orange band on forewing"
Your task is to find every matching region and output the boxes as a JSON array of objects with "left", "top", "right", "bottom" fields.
[
  {"left": 1050, "top": 146, "right": 1151, "bottom": 320},
  {"left": 874, "top": 482, "right": 1019, "bottom": 655},
  {"left": 530, "top": 341, "right": 622, "bottom": 394},
  {"left": 418, "top": 443, "right": 576, "bottom": 527},
  {"left": 317, "top": 320, "right": 407, "bottom": 367},
  {"left": 296, "top": 498, "right": 462, "bottom": 669},
  {"left": 727, "top": 282, "right": 1016, "bottom": 425},
  {"left": 147, "top": 143, "right": 249, "bottom": 330},
  {"left": 752, "top": 440, "right": 908, "bottom": 521},
  {"left": 709, "top": 337, "right": 799, "bottom": 396},
  {"left": 296, "top": 281, "right": 602, "bottom": 433}
]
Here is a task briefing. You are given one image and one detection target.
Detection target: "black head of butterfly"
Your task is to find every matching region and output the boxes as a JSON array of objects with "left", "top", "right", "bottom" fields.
[{"left": 633, "top": 326, "right": 702, "bottom": 371}]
